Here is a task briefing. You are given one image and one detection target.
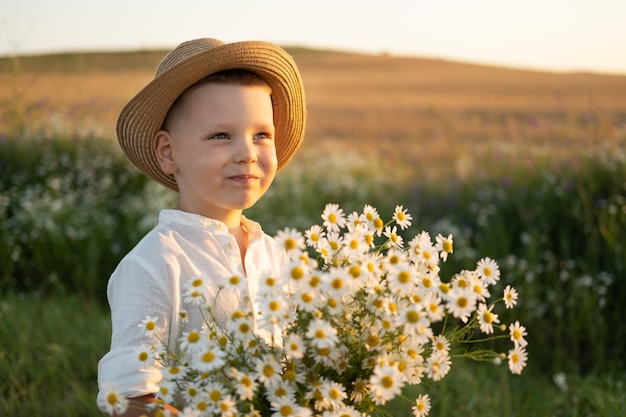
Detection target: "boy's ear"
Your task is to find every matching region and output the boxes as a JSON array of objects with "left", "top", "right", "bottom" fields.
[{"left": 154, "top": 130, "right": 178, "bottom": 175}]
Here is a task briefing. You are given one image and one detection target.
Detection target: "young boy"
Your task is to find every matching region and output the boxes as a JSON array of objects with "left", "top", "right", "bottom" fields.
[{"left": 97, "top": 37, "right": 306, "bottom": 415}]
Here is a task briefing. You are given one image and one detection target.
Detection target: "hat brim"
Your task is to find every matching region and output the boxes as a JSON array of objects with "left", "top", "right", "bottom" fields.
[{"left": 117, "top": 40, "right": 306, "bottom": 191}]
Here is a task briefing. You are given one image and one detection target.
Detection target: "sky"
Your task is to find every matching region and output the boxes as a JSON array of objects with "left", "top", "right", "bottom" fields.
[{"left": 1, "top": 0, "right": 625, "bottom": 75}]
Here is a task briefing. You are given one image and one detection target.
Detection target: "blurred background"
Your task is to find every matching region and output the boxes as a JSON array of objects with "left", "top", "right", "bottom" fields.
[{"left": 1, "top": 1, "right": 625, "bottom": 415}]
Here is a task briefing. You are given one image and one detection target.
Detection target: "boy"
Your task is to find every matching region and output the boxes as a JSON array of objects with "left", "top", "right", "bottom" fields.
[{"left": 97, "top": 37, "right": 306, "bottom": 415}]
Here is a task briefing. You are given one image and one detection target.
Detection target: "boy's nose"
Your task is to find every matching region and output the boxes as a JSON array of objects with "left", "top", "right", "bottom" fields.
[{"left": 234, "top": 138, "right": 257, "bottom": 163}]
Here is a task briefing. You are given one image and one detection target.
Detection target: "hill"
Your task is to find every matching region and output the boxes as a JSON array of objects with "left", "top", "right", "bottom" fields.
[{"left": 1, "top": 47, "right": 625, "bottom": 154}]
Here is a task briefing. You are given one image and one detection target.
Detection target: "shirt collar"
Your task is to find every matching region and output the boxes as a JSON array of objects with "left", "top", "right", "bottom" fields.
[{"left": 159, "top": 209, "right": 263, "bottom": 238}]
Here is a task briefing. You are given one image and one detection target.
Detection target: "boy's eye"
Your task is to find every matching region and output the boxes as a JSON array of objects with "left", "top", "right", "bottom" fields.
[
  {"left": 255, "top": 132, "right": 273, "bottom": 140},
  {"left": 209, "top": 133, "right": 229, "bottom": 140}
]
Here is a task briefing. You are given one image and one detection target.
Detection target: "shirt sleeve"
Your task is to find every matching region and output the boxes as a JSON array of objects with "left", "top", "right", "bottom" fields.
[{"left": 96, "top": 256, "right": 172, "bottom": 410}]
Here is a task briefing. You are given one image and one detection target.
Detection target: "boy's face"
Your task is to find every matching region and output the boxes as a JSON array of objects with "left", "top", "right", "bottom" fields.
[{"left": 156, "top": 82, "right": 277, "bottom": 224}]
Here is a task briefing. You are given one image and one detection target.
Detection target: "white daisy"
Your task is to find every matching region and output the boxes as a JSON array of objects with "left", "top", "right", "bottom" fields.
[
  {"left": 476, "top": 303, "right": 500, "bottom": 334},
  {"left": 275, "top": 227, "right": 306, "bottom": 259},
  {"left": 422, "top": 293, "right": 445, "bottom": 322},
  {"left": 362, "top": 204, "right": 380, "bottom": 224},
  {"left": 476, "top": 257, "right": 501, "bottom": 285},
  {"left": 431, "top": 335, "right": 450, "bottom": 357},
  {"left": 224, "top": 273, "right": 246, "bottom": 291},
  {"left": 178, "top": 407, "right": 201, "bottom": 417},
  {"left": 293, "top": 287, "right": 319, "bottom": 312},
  {"left": 270, "top": 397, "right": 306, "bottom": 417},
  {"left": 412, "top": 393, "right": 431, "bottom": 417},
  {"left": 416, "top": 269, "right": 441, "bottom": 291},
  {"left": 509, "top": 320, "right": 528, "bottom": 347},
  {"left": 393, "top": 205, "right": 413, "bottom": 230},
  {"left": 508, "top": 345, "right": 528, "bottom": 374},
  {"left": 446, "top": 286, "right": 477, "bottom": 323},
  {"left": 266, "top": 380, "right": 296, "bottom": 403},
  {"left": 138, "top": 315, "right": 159, "bottom": 338},
  {"left": 321, "top": 203, "right": 347, "bottom": 233},
  {"left": 189, "top": 340, "right": 226, "bottom": 373},
  {"left": 180, "top": 379, "right": 202, "bottom": 404},
  {"left": 383, "top": 225, "right": 404, "bottom": 249},
  {"left": 217, "top": 395, "right": 237, "bottom": 417},
  {"left": 284, "top": 333, "right": 305, "bottom": 359},
  {"left": 256, "top": 353, "right": 283, "bottom": 387},
  {"left": 350, "top": 378, "right": 369, "bottom": 403},
  {"left": 203, "top": 381, "right": 229, "bottom": 406},
  {"left": 100, "top": 383, "right": 129, "bottom": 416},
  {"left": 322, "top": 268, "right": 354, "bottom": 299},
  {"left": 503, "top": 285, "right": 519, "bottom": 309},
  {"left": 183, "top": 275, "right": 209, "bottom": 306},
  {"left": 399, "top": 304, "right": 430, "bottom": 338},
  {"left": 162, "top": 364, "right": 185, "bottom": 384},
  {"left": 425, "top": 351, "right": 451, "bottom": 381},
  {"left": 469, "top": 273, "right": 491, "bottom": 302},
  {"left": 386, "top": 264, "right": 416, "bottom": 296},
  {"left": 368, "top": 364, "right": 405, "bottom": 404},
  {"left": 179, "top": 330, "right": 208, "bottom": 354},
  {"left": 179, "top": 309, "right": 189, "bottom": 323},
  {"left": 229, "top": 314, "right": 256, "bottom": 344},
  {"left": 134, "top": 344, "right": 155, "bottom": 368},
  {"left": 317, "top": 379, "right": 348, "bottom": 410},
  {"left": 435, "top": 233, "right": 454, "bottom": 262},
  {"left": 346, "top": 211, "right": 368, "bottom": 231},
  {"left": 155, "top": 378, "right": 177, "bottom": 404},
  {"left": 227, "top": 367, "right": 258, "bottom": 401},
  {"left": 257, "top": 292, "right": 291, "bottom": 327},
  {"left": 304, "top": 224, "right": 325, "bottom": 247},
  {"left": 407, "top": 231, "right": 432, "bottom": 257},
  {"left": 322, "top": 404, "right": 364, "bottom": 417},
  {"left": 306, "top": 318, "right": 339, "bottom": 349},
  {"left": 342, "top": 229, "right": 369, "bottom": 260}
]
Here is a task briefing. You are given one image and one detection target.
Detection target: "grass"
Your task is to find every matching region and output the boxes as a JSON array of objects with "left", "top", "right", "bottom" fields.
[
  {"left": 0, "top": 293, "right": 109, "bottom": 416},
  {"left": 1, "top": 134, "right": 625, "bottom": 415},
  {"left": 1, "top": 48, "right": 625, "bottom": 415},
  {"left": 1, "top": 293, "right": 624, "bottom": 416}
]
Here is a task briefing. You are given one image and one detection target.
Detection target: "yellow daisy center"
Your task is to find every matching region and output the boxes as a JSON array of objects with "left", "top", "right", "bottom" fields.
[
  {"left": 202, "top": 351, "right": 215, "bottom": 363},
  {"left": 106, "top": 393, "right": 118, "bottom": 405},
  {"left": 483, "top": 311, "right": 493, "bottom": 323},
  {"left": 381, "top": 375, "right": 395, "bottom": 388},
  {"left": 398, "top": 271, "right": 411, "bottom": 283},
  {"left": 406, "top": 310, "right": 420, "bottom": 323},
  {"left": 291, "top": 266, "right": 304, "bottom": 280}
]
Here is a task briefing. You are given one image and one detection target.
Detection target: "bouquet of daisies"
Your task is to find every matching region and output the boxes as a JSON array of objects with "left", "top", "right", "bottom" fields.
[{"left": 105, "top": 203, "right": 528, "bottom": 417}]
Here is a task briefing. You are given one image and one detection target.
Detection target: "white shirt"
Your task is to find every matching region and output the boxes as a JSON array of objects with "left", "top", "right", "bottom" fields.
[{"left": 96, "top": 209, "right": 286, "bottom": 410}]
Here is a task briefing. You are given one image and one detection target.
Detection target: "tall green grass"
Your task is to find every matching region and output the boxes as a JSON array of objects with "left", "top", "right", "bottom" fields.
[
  {"left": 1, "top": 133, "right": 625, "bottom": 415},
  {"left": 0, "top": 292, "right": 110, "bottom": 415},
  {"left": 1, "top": 294, "right": 623, "bottom": 416}
]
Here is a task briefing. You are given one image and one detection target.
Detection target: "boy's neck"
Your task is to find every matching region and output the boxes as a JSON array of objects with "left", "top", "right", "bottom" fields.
[
  {"left": 230, "top": 222, "right": 250, "bottom": 269},
  {"left": 173, "top": 200, "right": 243, "bottom": 228}
]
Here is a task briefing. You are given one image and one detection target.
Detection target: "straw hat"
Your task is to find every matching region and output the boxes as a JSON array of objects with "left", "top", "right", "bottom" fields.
[{"left": 117, "top": 37, "right": 306, "bottom": 191}]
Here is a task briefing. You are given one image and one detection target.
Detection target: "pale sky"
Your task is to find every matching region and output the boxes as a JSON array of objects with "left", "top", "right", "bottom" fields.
[{"left": 1, "top": 0, "right": 625, "bottom": 74}]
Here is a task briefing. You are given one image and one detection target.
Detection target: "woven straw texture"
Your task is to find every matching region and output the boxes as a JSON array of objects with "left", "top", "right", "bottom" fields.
[{"left": 116, "top": 38, "right": 306, "bottom": 191}]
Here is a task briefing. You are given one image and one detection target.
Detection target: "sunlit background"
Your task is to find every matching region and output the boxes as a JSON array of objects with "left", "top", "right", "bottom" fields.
[{"left": 1, "top": 0, "right": 625, "bottom": 74}]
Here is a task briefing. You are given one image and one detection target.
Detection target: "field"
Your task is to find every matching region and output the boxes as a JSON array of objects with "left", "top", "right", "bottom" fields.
[
  {"left": 1, "top": 48, "right": 625, "bottom": 416},
  {"left": 3, "top": 48, "right": 626, "bottom": 155}
]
